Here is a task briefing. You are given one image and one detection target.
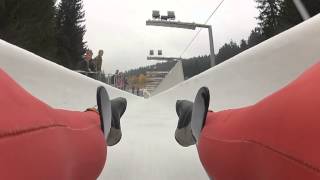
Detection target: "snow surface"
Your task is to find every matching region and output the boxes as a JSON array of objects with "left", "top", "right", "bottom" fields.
[
  {"left": 151, "top": 60, "right": 184, "bottom": 96},
  {"left": 0, "top": 14, "right": 320, "bottom": 179}
]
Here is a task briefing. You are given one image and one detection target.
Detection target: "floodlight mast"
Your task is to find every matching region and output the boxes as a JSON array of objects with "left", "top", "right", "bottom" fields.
[
  {"left": 293, "top": 0, "right": 310, "bottom": 20},
  {"left": 146, "top": 11, "right": 216, "bottom": 67}
]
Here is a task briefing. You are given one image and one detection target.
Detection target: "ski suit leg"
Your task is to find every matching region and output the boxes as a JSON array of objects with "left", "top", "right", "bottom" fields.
[
  {"left": 0, "top": 69, "right": 106, "bottom": 180},
  {"left": 197, "top": 62, "right": 320, "bottom": 180}
]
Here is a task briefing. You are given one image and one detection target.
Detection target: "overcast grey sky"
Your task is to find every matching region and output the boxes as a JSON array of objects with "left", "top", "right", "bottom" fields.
[{"left": 82, "top": 0, "right": 259, "bottom": 74}]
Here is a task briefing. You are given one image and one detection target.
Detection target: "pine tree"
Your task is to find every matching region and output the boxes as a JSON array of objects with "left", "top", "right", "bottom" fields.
[
  {"left": 278, "top": 0, "right": 303, "bottom": 31},
  {"left": 278, "top": 0, "right": 320, "bottom": 32},
  {"left": 55, "top": 0, "right": 87, "bottom": 69},
  {"left": 256, "top": 0, "right": 282, "bottom": 38},
  {"left": 215, "top": 40, "right": 241, "bottom": 64},
  {"left": 247, "top": 28, "right": 265, "bottom": 47},
  {"left": 302, "top": 0, "right": 320, "bottom": 17},
  {"left": 0, "top": 0, "right": 57, "bottom": 60},
  {"left": 240, "top": 39, "right": 248, "bottom": 51}
]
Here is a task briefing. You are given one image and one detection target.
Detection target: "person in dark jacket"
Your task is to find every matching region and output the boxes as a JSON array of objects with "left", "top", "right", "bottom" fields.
[
  {"left": 111, "top": 70, "right": 119, "bottom": 87},
  {"left": 76, "top": 50, "right": 96, "bottom": 78},
  {"left": 93, "top": 50, "right": 103, "bottom": 72},
  {"left": 92, "top": 50, "right": 104, "bottom": 80}
]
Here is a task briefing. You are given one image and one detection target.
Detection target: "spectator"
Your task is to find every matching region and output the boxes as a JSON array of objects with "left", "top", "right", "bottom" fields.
[
  {"left": 93, "top": 50, "right": 104, "bottom": 72},
  {"left": 132, "top": 86, "right": 135, "bottom": 94},
  {"left": 124, "top": 76, "right": 128, "bottom": 91},
  {"left": 111, "top": 70, "right": 119, "bottom": 87},
  {"left": 76, "top": 50, "right": 96, "bottom": 77},
  {"left": 87, "top": 52, "right": 97, "bottom": 73},
  {"left": 117, "top": 72, "right": 124, "bottom": 90}
]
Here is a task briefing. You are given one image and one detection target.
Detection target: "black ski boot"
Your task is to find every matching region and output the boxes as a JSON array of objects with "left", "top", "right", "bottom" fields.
[
  {"left": 175, "top": 100, "right": 196, "bottom": 147},
  {"left": 97, "top": 86, "right": 127, "bottom": 146},
  {"left": 107, "top": 97, "right": 127, "bottom": 146},
  {"left": 175, "top": 87, "right": 210, "bottom": 147}
]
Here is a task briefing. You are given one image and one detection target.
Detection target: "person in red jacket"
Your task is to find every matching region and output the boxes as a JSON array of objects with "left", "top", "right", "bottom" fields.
[
  {"left": 175, "top": 62, "right": 320, "bottom": 180},
  {"left": 0, "top": 68, "right": 126, "bottom": 180}
]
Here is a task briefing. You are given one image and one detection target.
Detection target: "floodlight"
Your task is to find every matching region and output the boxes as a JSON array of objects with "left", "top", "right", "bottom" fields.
[
  {"left": 152, "top": 10, "right": 160, "bottom": 19},
  {"left": 167, "top": 11, "right": 175, "bottom": 20}
]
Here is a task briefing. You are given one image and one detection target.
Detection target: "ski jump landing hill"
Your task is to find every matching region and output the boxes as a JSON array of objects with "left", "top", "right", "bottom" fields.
[{"left": 1, "top": 14, "right": 320, "bottom": 179}]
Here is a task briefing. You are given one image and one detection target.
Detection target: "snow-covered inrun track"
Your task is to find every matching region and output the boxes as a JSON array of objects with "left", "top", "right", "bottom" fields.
[{"left": 1, "top": 14, "right": 320, "bottom": 180}]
